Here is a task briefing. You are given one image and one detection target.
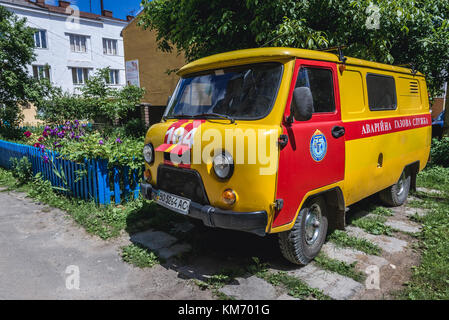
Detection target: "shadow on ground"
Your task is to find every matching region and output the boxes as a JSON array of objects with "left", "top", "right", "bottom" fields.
[{"left": 124, "top": 193, "right": 398, "bottom": 284}]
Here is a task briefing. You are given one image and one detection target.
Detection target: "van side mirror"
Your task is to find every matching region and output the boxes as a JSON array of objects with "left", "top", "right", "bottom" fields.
[{"left": 289, "top": 87, "right": 313, "bottom": 122}]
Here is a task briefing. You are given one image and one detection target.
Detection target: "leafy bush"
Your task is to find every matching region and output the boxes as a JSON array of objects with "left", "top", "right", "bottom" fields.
[
  {"left": 36, "top": 68, "right": 145, "bottom": 125},
  {"left": 10, "top": 156, "right": 32, "bottom": 185},
  {"left": 430, "top": 137, "right": 449, "bottom": 167},
  {"left": 0, "top": 125, "right": 25, "bottom": 141},
  {"left": 124, "top": 118, "right": 148, "bottom": 138},
  {"left": 21, "top": 121, "right": 144, "bottom": 170}
]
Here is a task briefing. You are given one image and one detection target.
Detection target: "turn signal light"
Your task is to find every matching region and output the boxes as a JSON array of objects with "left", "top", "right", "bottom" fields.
[
  {"left": 222, "top": 189, "right": 237, "bottom": 206},
  {"left": 144, "top": 169, "right": 152, "bottom": 182}
]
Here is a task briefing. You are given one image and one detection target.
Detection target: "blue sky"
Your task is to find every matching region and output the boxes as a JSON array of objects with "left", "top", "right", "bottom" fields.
[{"left": 45, "top": 0, "right": 143, "bottom": 20}]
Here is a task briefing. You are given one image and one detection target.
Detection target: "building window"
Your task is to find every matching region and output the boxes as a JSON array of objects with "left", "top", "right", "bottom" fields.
[
  {"left": 295, "top": 67, "right": 336, "bottom": 113},
  {"left": 34, "top": 30, "right": 47, "bottom": 49},
  {"left": 367, "top": 74, "right": 397, "bottom": 111},
  {"left": 71, "top": 67, "right": 90, "bottom": 84},
  {"left": 32, "top": 65, "right": 51, "bottom": 80},
  {"left": 107, "top": 69, "right": 120, "bottom": 85},
  {"left": 69, "top": 34, "right": 88, "bottom": 53},
  {"left": 103, "top": 38, "right": 118, "bottom": 55}
]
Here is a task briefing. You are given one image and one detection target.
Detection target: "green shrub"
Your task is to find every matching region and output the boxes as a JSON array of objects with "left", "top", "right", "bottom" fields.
[
  {"left": 0, "top": 126, "right": 26, "bottom": 141},
  {"left": 10, "top": 156, "right": 32, "bottom": 185},
  {"left": 430, "top": 137, "right": 449, "bottom": 168},
  {"left": 124, "top": 118, "right": 148, "bottom": 138}
]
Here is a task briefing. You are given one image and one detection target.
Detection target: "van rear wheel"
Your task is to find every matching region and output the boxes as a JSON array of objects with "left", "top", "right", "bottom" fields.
[
  {"left": 379, "top": 170, "right": 411, "bottom": 207},
  {"left": 278, "top": 197, "right": 328, "bottom": 265}
]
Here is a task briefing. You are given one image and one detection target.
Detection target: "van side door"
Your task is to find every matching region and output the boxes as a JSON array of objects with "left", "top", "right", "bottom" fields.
[{"left": 273, "top": 59, "right": 345, "bottom": 229}]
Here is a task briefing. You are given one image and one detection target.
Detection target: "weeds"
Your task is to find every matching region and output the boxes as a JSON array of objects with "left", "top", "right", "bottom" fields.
[
  {"left": 121, "top": 244, "right": 160, "bottom": 268},
  {"left": 351, "top": 215, "right": 395, "bottom": 236},
  {"left": 328, "top": 230, "right": 381, "bottom": 255},
  {"left": 314, "top": 253, "right": 366, "bottom": 282}
]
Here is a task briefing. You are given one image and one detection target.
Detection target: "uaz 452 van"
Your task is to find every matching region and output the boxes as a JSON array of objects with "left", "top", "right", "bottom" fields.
[{"left": 140, "top": 48, "right": 431, "bottom": 265}]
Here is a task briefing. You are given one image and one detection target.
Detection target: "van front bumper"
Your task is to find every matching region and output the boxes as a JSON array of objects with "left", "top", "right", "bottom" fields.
[{"left": 140, "top": 183, "right": 268, "bottom": 237}]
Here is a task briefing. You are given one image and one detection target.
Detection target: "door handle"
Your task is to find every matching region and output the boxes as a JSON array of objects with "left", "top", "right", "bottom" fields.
[
  {"left": 278, "top": 134, "right": 289, "bottom": 149},
  {"left": 332, "top": 126, "right": 345, "bottom": 139}
]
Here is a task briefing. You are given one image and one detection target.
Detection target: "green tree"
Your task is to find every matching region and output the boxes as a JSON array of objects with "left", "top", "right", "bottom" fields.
[
  {"left": 140, "top": 0, "right": 449, "bottom": 98},
  {"left": 37, "top": 68, "right": 146, "bottom": 125},
  {"left": 0, "top": 6, "right": 43, "bottom": 137}
]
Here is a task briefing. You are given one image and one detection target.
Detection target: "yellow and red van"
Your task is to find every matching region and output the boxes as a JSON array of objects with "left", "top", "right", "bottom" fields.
[{"left": 141, "top": 48, "right": 431, "bottom": 265}]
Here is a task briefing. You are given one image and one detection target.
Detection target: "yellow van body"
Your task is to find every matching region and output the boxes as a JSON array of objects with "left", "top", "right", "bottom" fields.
[{"left": 141, "top": 47, "right": 431, "bottom": 264}]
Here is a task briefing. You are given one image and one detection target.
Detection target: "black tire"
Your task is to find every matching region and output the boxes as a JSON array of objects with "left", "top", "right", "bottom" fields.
[
  {"left": 278, "top": 196, "right": 328, "bottom": 265},
  {"left": 379, "top": 169, "right": 411, "bottom": 207}
]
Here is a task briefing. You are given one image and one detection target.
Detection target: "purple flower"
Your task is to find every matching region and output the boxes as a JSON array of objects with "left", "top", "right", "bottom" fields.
[
  {"left": 99, "top": 140, "right": 104, "bottom": 145},
  {"left": 43, "top": 155, "right": 49, "bottom": 164},
  {"left": 82, "top": 124, "right": 87, "bottom": 128},
  {"left": 45, "top": 126, "right": 50, "bottom": 131},
  {"left": 115, "top": 138, "right": 122, "bottom": 144},
  {"left": 75, "top": 135, "right": 80, "bottom": 140},
  {"left": 57, "top": 131, "right": 65, "bottom": 138}
]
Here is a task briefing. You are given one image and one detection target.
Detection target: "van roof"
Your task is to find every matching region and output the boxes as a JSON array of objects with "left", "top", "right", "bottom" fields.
[{"left": 177, "top": 47, "right": 424, "bottom": 78}]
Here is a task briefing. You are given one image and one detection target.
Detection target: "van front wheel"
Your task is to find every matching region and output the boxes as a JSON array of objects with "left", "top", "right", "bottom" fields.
[
  {"left": 379, "top": 170, "right": 411, "bottom": 207},
  {"left": 278, "top": 197, "right": 328, "bottom": 265}
]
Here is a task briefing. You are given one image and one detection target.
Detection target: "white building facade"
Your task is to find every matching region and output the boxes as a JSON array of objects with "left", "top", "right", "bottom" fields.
[{"left": 0, "top": 0, "right": 128, "bottom": 94}]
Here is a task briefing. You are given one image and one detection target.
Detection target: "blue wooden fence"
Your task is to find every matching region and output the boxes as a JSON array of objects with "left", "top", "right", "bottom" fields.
[{"left": 0, "top": 139, "right": 141, "bottom": 205}]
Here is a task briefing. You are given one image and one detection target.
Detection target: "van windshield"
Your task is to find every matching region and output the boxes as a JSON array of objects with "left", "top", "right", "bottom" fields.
[{"left": 165, "top": 63, "right": 283, "bottom": 120}]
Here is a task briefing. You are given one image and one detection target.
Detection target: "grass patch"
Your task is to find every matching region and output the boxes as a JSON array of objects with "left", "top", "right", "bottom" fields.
[
  {"left": 328, "top": 230, "right": 381, "bottom": 256},
  {"left": 398, "top": 166, "right": 449, "bottom": 300},
  {"left": 416, "top": 166, "right": 449, "bottom": 194},
  {"left": 121, "top": 244, "right": 160, "bottom": 268},
  {"left": 351, "top": 215, "right": 395, "bottom": 236},
  {"left": 314, "top": 253, "right": 365, "bottom": 282},
  {"left": 260, "top": 271, "right": 330, "bottom": 300},
  {"left": 370, "top": 206, "right": 393, "bottom": 216}
]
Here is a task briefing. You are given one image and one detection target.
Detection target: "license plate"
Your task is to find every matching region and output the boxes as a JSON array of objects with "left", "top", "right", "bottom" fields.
[{"left": 152, "top": 190, "right": 191, "bottom": 215}]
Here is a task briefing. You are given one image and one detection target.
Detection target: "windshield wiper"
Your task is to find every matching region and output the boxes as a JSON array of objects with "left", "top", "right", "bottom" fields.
[{"left": 193, "top": 113, "right": 236, "bottom": 124}]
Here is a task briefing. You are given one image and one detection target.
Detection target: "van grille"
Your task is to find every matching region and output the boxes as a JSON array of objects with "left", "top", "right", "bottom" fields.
[{"left": 157, "top": 165, "right": 209, "bottom": 205}]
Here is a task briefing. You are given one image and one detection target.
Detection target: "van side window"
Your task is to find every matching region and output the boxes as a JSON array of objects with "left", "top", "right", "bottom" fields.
[
  {"left": 296, "top": 67, "right": 335, "bottom": 113},
  {"left": 366, "top": 74, "right": 397, "bottom": 111}
]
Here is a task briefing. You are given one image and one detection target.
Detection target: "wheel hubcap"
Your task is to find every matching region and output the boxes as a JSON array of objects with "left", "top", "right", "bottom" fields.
[
  {"left": 397, "top": 172, "right": 406, "bottom": 196},
  {"left": 305, "top": 204, "right": 322, "bottom": 245}
]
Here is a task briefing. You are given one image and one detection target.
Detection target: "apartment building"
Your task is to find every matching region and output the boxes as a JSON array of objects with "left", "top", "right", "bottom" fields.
[{"left": 0, "top": 0, "right": 130, "bottom": 123}]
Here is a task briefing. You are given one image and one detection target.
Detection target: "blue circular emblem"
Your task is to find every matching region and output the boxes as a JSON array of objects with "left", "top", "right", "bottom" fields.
[{"left": 310, "top": 131, "right": 327, "bottom": 162}]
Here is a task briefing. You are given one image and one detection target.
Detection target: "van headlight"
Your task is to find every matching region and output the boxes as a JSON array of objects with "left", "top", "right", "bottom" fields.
[
  {"left": 143, "top": 144, "right": 154, "bottom": 164},
  {"left": 213, "top": 152, "right": 234, "bottom": 180}
]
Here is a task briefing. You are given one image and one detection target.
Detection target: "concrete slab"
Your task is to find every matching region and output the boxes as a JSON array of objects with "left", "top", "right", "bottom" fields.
[
  {"left": 173, "top": 221, "right": 195, "bottom": 234},
  {"left": 404, "top": 207, "right": 430, "bottom": 218},
  {"left": 158, "top": 243, "right": 192, "bottom": 260},
  {"left": 130, "top": 230, "right": 178, "bottom": 251},
  {"left": 322, "top": 242, "right": 389, "bottom": 271},
  {"left": 416, "top": 187, "right": 443, "bottom": 195},
  {"left": 385, "top": 219, "right": 421, "bottom": 234},
  {"left": 345, "top": 226, "right": 408, "bottom": 254},
  {"left": 276, "top": 293, "right": 300, "bottom": 300},
  {"left": 286, "top": 264, "right": 364, "bottom": 300},
  {"left": 219, "top": 276, "right": 277, "bottom": 300}
]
